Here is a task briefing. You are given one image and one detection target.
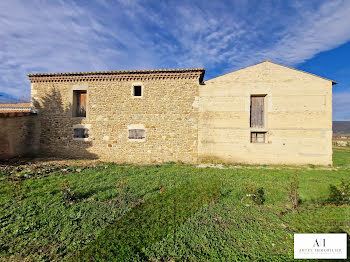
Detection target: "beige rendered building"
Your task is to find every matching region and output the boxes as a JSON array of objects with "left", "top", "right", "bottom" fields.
[{"left": 28, "top": 61, "right": 336, "bottom": 165}]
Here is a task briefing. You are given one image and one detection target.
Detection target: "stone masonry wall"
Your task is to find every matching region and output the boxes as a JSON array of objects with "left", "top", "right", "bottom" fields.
[
  {"left": 0, "top": 115, "right": 40, "bottom": 160},
  {"left": 31, "top": 77, "right": 199, "bottom": 163}
]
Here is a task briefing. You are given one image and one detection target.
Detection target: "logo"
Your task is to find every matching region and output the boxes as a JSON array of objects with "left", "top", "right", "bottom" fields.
[{"left": 294, "top": 233, "right": 347, "bottom": 259}]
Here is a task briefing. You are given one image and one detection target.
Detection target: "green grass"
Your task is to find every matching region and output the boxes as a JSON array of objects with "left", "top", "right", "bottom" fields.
[
  {"left": 333, "top": 147, "right": 350, "bottom": 168},
  {"left": 0, "top": 149, "right": 349, "bottom": 261}
]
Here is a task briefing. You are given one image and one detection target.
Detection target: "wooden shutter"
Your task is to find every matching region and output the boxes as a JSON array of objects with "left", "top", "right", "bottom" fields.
[
  {"left": 128, "top": 129, "right": 145, "bottom": 139},
  {"left": 250, "top": 96, "right": 264, "bottom": 128},
  {"left": 74, "top": 128, "right": 89, "bottom": 138},
  {"left": 75, "top": 91, "right": 87, "bottom": 117}
]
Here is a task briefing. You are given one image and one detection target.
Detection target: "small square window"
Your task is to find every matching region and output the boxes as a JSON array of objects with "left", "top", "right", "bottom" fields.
[
  {"left": 251, "top": 132, "right": 266, "bottom": 143},
  {"left": 74, "top": 128, "right": 89, "bottom": 139},
  {"left": 133, "top": 86, "right": 142, "bottom": 96},
  {"left": 128, "top": 129, "right": 145, "bottom": 139}
]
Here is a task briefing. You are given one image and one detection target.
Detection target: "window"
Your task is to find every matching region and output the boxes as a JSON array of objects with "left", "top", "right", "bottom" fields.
[
  {"left": 73, "top": 90, "right": 87, "bottom": 117},
  {"left": 73, "top": 128, "right": 89, "bottom": 139},
  {"left": 133, "top": 86, "right": 142, "bottom": 96},
  {"left": 251, "top": 132, "right": 266, "bottom": 143},
  {"left": 250, "top": 95, "right": 265, "bottom": 128},
  {"left": 128, "top": 129, "right": 145, "bottom": 139}
]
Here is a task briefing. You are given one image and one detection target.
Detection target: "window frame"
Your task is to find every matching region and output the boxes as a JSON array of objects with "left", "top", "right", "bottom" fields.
[
  {"left": 127, "top": 124, "right": 146, "bottom": 142},
  {"left": 72, "top": 124, "right": 91, "bottom": 141},
  {"left": 250, "top": 94, "right": 266, "bottom": 128},
  {"left": 131, "top": 82, "right": 144, "bottom": 98},
  {"left": 71, "top": 85, "right": 89, "bottom": 119},
  {"left": 128, "top": 129, "right": 146, "bottom": 140},
  {"left": 249, "top": 94, "right": 268, "bottom": 144},
  {"left": 250, "top": 131, "right": 267, "bottom": 144},
  {"left": 72, "top": 90, "right": 87, "bottom": 118}
]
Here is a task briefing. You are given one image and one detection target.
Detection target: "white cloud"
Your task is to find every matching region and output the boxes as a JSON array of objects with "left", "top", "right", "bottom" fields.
[
  {"left": 0, "top": 0, "right": 350, "bottom": 108},
  {"left": 256, "top": 0, "right": 350, "bottom": 66}
]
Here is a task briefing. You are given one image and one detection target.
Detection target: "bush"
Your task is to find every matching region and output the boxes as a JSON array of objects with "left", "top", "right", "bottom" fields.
[
  {"left": 245, "top": 183, "right": 265, "bottom": 205},
  {"left": 13, "top": 180, "right": 23, "bottom": 202},
  {"left": 326, "top": 179, "right": 350, "bottom": 205},
  {"left": 288, "top": 175, "right": 300, "bottom": 212},
  {"left": 115, "top": 178, "right": 132, "bottom": 204},
  {"left": 61, "top": 179, "right": 76, "bottom": 203}
]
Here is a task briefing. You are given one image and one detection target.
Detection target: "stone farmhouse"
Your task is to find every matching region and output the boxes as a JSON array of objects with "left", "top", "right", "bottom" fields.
[{"left": 3, "top": 60, "right": 335, "bottom": 165}]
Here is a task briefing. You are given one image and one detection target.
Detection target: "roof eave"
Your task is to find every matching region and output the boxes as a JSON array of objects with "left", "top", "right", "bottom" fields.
[{"left": 26, "top": 68, "right": 206, "bottom": 78}]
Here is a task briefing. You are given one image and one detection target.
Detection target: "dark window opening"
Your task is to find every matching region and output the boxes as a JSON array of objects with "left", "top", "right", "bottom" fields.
[
  {"left": 251, "top": 132, "right": 266, "bottom": 143},
  {"left": 74, "top": 128, "right": 89, "bottom": 139},
  {"left": 250, "top": 95, "right": 265, "bottom": 128},
  {"left": 73, "top": 90, "right": 87, "bottom": 117},
  {"left": 128, "top": 129, "right": 145, "bottom": 139},
  {"left": 133, "top": 86, "right": 142, "bottom": 96}
]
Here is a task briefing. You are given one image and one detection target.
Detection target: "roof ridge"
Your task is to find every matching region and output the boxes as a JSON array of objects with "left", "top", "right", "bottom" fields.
[
  {"left": 205, "top": 60, "right": 337, "bottom": 85},
  {"left": 27, "top": 68, "right": 205, "bottom": 77}
]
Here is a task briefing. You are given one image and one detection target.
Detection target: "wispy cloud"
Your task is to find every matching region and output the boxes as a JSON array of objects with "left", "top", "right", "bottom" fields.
[
  {"left": 1, "top": 0, "right": 350, "bottom": 120},
  {"left": 256, "top": 0, "right": 350, "bottom": 66}
]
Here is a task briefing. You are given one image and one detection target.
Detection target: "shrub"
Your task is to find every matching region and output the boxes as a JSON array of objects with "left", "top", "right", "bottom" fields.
[
  {"left": 326, "top": 179, "right": 350, "bottom": 205},
  {"left": 288, "top": 175, "right": 300, "bottom": 212},
  {"left": 245, "top": 183, "right": 265, "bottom": 205},
  {"left": 13, "top": 180, "right": 23, "bottom": 202},
  {"left": 61, "top": 179, "right": 76, "bottom": 203},
  {"left": 115, "top": 178, "right": 131, "bottom": 203}
]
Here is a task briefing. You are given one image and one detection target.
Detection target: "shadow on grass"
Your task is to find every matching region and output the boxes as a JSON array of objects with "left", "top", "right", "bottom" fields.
[{"left": 72, "top": 176, "right": 222, "bottom": 261}]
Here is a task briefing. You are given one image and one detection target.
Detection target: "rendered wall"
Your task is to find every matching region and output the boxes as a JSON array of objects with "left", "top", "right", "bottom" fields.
[
  {"left": 199, "top": 61, "right": 333, "bottom": 165},
  {"left": 31, "top": 78, "right": 199, "bottom": 163},
  {"left": 0, "top": 115, "right": 40, "bottom": 160}
]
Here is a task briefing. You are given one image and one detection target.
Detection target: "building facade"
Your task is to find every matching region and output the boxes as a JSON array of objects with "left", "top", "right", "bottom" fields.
[
  {"left": 28, "top": 61, "right": 335, "bottom": 165},
  {"left": 29, "top": 69, "right": 204, "bottom": 163}
]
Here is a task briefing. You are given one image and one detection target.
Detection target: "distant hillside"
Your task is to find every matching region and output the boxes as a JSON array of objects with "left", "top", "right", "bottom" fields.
[{"left": 333, "top": 121, "right": 350, "bottom": 137}]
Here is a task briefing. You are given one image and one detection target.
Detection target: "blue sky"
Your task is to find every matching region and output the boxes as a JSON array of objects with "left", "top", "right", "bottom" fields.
[{"left": 0, "top": 0, "right": 349, "bottom": 120}]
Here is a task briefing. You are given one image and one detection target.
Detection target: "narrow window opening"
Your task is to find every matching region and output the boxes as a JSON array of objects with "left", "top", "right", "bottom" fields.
[
  {"left": 73, "top": 128, "right": 89, "bottom": 139},
  {"left": 128, "top": 129, "right": 145, "bottom": 139},
  {"left": 73, "top": 90, "right": 87, "bottom": 117},
  {"left": 251, "top": 132, "right": 266, "bottom": 143},
  {"left": 133, "top": 86, "right": 142, "bottom": 96},
  {"left": 250, "top": 95, "right": 265, "bottom": 128}
]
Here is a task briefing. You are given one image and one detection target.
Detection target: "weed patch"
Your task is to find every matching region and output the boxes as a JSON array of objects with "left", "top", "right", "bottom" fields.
[
  {"left": 325, "top": 179, "right": 350, "bottom": 205},
  {"left": 73, "top": 176, "right": 222, "bottom": 261},
  {"left": 243, "top": 183, "right": 265, "bottom": 205}
]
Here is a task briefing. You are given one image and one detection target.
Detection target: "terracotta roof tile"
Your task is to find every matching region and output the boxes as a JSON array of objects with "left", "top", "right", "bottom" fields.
[
  {"left": 27, "top": 68, "right": 205, "bottom": 77},
  {"left": 27, "top": 68, "right": 206, "bottom": 83},
  {"left": 0, "top": 103, "right": 32, "bottom": 114},
  {"left": 0, "top": 103, "right": 31, "bottom": 107}
]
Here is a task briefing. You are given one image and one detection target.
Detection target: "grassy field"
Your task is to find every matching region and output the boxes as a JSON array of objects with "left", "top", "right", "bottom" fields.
[{"left": 0, "top": 148, "right": 349, "bottom": 261}]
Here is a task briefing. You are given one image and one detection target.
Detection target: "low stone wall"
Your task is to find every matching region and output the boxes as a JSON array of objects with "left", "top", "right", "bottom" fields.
[{"left": 0, "top": 115, "right": 40, "bottom": 160}]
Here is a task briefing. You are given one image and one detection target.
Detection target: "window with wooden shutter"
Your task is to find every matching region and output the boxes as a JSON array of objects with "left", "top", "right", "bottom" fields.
[
  {"left": 73, "top": 90, "right": 87, "bottom": 117},
  {"left": 73, "top": 128, "right": 89, "bottom": 139},
  {"left": 128, "top": 129, "right": 145, "bottom": 139},
  {"left": 250, "top": 95, "right": 265, "bottom": 128}
]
